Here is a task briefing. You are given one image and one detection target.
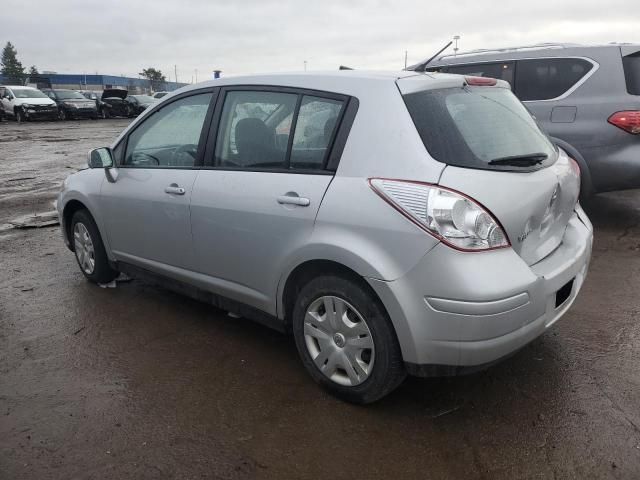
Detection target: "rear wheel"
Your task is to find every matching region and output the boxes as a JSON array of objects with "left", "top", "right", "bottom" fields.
[
  {"left": 70, "top": 209, "right": 117, "bottom": 284},
  {"left": 292, "top": 275, "right": 406, "bottom": 404}
]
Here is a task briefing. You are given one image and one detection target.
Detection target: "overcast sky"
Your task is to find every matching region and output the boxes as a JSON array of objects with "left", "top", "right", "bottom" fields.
[{"left": 3, "top": 0, "right": 639, "bottom": 82}]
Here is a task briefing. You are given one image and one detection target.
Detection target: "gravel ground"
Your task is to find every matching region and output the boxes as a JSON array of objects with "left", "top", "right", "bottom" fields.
[{"left": 1, "top": 119, "right": 639, "bottom": 479}]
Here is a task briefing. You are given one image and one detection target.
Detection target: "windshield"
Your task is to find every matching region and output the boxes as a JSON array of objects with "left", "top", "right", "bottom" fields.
[
  {"left": 54, "top": 90, "right": 86, "bottom": 100},
  {"left": 13, "top": 89, "right": 48, "bottom": 99},
  {"left": 403, "top": 86, "right": 557, "bottom": 171},
  {"left": 132, "top": 95, "right": 154, "bottom": 104}
]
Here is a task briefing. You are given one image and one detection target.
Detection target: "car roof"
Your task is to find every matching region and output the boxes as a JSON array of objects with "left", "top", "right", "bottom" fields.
[
  {"left": 410, "top": 42, "right": 640, "bottom": 68},
  {"left": 172, "top": 70, "right": 423, "bottom": 97}
]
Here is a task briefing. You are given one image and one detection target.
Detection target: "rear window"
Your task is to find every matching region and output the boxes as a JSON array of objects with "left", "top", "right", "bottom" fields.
[
  {"left": 623, "top": 52, "right": 640, "bottom": 95},
  {"left": 403, "top": 86, "right": 557, "bottom": 171},
  {"left": 515, "top": 58, "right": 593, "bottom": 101}
]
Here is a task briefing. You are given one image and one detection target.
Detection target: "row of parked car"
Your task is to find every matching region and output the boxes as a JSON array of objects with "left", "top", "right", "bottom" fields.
[{"left": 0, "top": 86, "right": 169, "bottom": 122}]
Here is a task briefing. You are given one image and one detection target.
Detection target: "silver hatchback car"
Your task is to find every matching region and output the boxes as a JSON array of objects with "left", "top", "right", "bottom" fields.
[{"left": 58, "top": 71, "right": 593, "bottom": 403}]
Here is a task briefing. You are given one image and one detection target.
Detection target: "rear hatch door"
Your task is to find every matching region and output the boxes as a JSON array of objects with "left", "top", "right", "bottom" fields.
[
  {"left": 398, "top": 74, "right": 580, "bottom": 265},
  {"left": 438, "top": 152, "right": 579, "bottom": 265}
]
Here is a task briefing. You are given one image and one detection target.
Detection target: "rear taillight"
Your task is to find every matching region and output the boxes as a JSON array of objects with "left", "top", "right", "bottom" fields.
[
  {"left": 608, "top": 111, "right": 640, "bottom": 134},
  {"left": 464, "top": 76, "right": 497, "bottom": 87},
  {"left": 369, "top": 179, "right": 510, "bottom": 252}
]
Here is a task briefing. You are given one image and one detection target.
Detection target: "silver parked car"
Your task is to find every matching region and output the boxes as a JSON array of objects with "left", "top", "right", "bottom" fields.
[
  {"left": 58, "top": 71, "right": 593, "bottom": 403},
  {"left": 409, "top": 43, "right": 640, "bottom": 198}
]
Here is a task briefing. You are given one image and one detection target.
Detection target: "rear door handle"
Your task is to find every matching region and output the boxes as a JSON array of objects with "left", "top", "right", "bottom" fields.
[
  {"left": 165, "top": 184, "right": 185, "bottom": 195},
  {"left": 277, "top": 194, "right": 310, "bottom": 207}
]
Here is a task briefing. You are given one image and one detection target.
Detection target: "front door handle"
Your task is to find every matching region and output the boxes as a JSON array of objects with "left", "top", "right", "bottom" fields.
[
  {"left": 277, "top": 193, "right": 310, "bottom": 207},
  {"left": 165, "top": 184, "right": 185, "bottom": 195}
]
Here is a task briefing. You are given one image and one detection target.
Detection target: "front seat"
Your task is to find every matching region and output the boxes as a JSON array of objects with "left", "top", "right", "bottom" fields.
[{"left": 235, "top": 117, "right": 280, "bottom": 167}]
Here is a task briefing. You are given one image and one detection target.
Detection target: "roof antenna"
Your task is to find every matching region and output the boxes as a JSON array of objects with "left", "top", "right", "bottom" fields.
[
  {"left": 339, "top": 65, "right": 354, "bottom": 70},
  {"left": 410, "top": 41, "right": 453, "bottom": 72}
]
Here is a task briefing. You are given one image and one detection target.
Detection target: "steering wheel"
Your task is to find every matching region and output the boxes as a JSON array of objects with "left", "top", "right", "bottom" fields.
[
  {"left": 170, "top": 144, "right": 198, "bottom": 166},
  {"left": 131, "top": 151, "right": 160, "bottom": 166}
]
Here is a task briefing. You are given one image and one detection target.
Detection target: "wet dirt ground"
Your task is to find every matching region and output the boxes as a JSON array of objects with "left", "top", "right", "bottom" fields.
[{"left": 1, "top": 120, "right": 639, "bottom": 479}]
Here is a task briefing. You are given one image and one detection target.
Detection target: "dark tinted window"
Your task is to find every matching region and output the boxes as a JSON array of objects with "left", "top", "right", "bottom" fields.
[
  {"left": 403, "top": 86, "right": 556, "bottom": 171},
  {"left": 445, "top": 62, "right": 514, "bottom": 87},
  {"left": 124, "top": 92, "right": 212, "bottom": 168},
  {"left": 290, "top": 96, "right": 343, "bottom": 170},
  {"left": 623, "top": 52, "right": 640, "bottom": 95},
  {"left": 515, "top": 58, "right": 593, "bottom": 101}
]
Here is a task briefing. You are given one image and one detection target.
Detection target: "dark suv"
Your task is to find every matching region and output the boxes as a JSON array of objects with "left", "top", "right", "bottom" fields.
[{"left": 410, "top": 43, "right": 640, "bottom": 197}]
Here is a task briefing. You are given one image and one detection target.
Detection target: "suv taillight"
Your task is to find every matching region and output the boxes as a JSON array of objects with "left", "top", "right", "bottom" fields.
[
  {"left": 369, "top": 178, "right": 510, "bottom": 252},
  {"left": 608, "top": 111, "right": 640, "bottom": 134}
]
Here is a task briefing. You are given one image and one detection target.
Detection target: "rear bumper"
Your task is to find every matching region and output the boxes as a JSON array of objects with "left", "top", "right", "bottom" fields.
[
  {"left": 584, "top": 142, "right": 640, "bottom": 193},
  {"left": 368, "top": 206, "right": 593, "bottom": 373}
]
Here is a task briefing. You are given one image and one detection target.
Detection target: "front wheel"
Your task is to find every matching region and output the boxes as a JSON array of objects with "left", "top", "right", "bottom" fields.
[
  {"left": 58, "top": 108, "right": 67, "bottom": 121},
  {"left": 292, "top": 275, "right": 406, "bottom": 404},
  {"left": 70, "top": 209, "right": 117, "bottom": 284},
  {"left": 15, "top": 108, "right": 25, "bottom": 123}
]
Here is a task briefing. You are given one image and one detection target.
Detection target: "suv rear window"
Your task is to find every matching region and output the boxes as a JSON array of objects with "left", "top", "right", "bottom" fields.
[
  {"left": 623, "top": 52, "right": 640, "bottom": 95},
  {"left": 515, "top": 58, "right": 593, "bottom": 101},
  {"left": 403, "top": 86, "right": 557, "bottom": 171}
]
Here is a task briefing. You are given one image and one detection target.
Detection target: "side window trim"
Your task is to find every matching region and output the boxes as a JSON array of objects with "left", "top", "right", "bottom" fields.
[
  {"left": 284, "top": 94, "right": 303, "bottom": 169},
  {"left": 202, "top": 85, "right": 355, "bottom": 174},
  {"left": 114, "top": 87, "right": 219, "bottom": 169}
]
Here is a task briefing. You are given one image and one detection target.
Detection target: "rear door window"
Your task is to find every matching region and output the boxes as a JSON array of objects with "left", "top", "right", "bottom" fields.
[
  {"left": 445, "top": 62, "right": 515, "bottom": 87},
  {"left": 623, "top": 52, "right": 640, "bottom": 95},
  {"left": 290, "top": 96, "right": 343, "bottom": 170},
  {"left": 403, "top": 86, "right": 557, "bottom": 172},
  {"left": 213, "top": 90, "right": 345, "bottom": 171},
  {"left": 515, "top": 58, "right": 593, "bottom": 101},
  {"left": 214, "top": 91, "right": 298, "bottom": 169}
]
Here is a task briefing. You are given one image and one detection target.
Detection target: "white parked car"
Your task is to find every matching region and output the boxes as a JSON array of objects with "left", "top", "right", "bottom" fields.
[{"left": 0, "top": 85, "right": 58, "bottom": 122}]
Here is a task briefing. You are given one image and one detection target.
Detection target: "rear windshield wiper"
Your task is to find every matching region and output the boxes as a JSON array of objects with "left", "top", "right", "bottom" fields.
[{"left": 488, "top": 153, "right": 548, "bottom": 167}]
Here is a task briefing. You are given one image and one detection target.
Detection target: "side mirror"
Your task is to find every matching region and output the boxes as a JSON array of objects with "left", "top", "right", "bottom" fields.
[{"left": 88, "top": 147, "right": 114, "bottom": 169}]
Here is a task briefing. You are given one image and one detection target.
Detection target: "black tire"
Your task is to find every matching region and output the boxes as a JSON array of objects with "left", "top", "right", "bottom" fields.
[
  {"left": 70, "top": 209, "right": 118, "bottom": 284},
  {"left": 292, "top": 274, "right": 406, "bottom": 404},
  {"left": 15, "top": 108, "right": 25, "bottom": 123},
  {"left": 58, "top": 108, "right": 67, "bottom": 121}
]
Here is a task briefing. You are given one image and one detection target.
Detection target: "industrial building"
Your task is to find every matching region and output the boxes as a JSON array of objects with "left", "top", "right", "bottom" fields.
[{"left": 0, "top": 73, "right": 187, "bottom": 94}]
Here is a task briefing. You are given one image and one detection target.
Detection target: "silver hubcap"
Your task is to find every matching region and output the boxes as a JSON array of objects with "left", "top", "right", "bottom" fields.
[
  {"left": 304, "top": 296, "right": 375, "bottom": 387},
  {"left": 73, "top": 222, "right": 95, "bottom": 274}
]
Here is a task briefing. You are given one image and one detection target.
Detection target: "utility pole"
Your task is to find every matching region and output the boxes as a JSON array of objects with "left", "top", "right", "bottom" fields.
[
  {"left": 404, "top": 50, "right": 408, "bottom": 69},
  {"left": 304, "top": 60, "right": 307, "bottom": 71},
  {"left": 453, "top": 35, "right": 460, "bottom": 56},
  {"left": 174, "top": 64, "right": 178, "bottom": 84},
  {"left": 195, "top": 68, "right": 198, "bottom": 83}
]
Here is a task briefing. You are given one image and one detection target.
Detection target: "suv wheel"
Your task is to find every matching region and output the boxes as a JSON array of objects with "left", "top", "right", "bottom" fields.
[
  {"left": 15, "top": 108, "right": 25, "bottom": 123},
  {"left": 70, "top": 209, "right": 117, "bottom": 284},
  {"left": 58, "top": 108, "right": 67, "bottom": 121},
  {"left": 292, "top": 275, "right": 406, "bottom": 404}
]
